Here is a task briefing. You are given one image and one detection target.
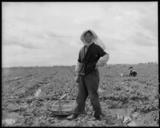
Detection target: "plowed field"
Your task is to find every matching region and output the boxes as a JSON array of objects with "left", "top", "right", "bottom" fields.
[{"left": 2, "top": 63, "right": 159, "bottom": 126}]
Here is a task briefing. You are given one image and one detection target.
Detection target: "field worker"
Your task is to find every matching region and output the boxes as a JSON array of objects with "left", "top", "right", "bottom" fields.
[
  {"left": 128, "top": 67, "right": 137, "bottom": 77},
  {"left": 67, "top": 30, "right": 109, "bottom": 120}
]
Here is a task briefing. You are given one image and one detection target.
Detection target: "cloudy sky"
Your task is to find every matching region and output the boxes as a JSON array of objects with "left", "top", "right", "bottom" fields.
[{"left": 2, "top": 2, "right": 158, "bottom": 67}]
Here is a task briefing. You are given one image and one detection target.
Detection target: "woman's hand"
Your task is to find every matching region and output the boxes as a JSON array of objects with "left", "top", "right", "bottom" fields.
[
  {"left": 75, "top": 75, "right": 80, "bottom": 83},
  {"left": 75, "top": 62, "right": 83, "bottom": 73}
]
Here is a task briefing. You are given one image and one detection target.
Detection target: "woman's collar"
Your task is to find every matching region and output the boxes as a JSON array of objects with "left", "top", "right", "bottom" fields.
[{"left": 84, "top": 41, "right": 94, "bottom": 47}]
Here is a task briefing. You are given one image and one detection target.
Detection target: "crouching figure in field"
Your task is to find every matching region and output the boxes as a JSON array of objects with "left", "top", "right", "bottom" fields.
[
  {"left": 67, "top": 30, "right": 109, "bottom": 120},
  {"left": 128, "top": 67, "right": 137, "bottom": 77}
]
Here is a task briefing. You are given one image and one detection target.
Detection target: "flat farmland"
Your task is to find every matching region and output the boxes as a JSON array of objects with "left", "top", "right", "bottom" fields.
[{"left": 2, "top": 63, "right": 159, "bottom": 126}]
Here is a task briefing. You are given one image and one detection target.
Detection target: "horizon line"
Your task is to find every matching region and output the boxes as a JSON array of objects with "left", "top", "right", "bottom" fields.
[{"left": 2, "top": 62, "right": 158, "bottom": 68}]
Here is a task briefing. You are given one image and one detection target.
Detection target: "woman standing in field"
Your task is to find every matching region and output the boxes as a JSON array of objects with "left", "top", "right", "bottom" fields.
[{"left": 67, "top": 30, "right": 109, "bottom": 120}]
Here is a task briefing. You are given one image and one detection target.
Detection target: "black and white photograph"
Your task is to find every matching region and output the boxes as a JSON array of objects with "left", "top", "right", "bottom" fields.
[{"left": 2, "top": 2, "right": 159, "bottom": 126}]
